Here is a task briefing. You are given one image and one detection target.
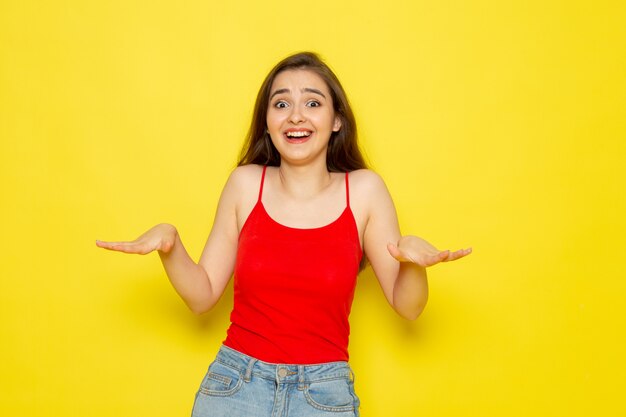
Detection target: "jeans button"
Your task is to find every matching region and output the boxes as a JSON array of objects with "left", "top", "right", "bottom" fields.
[{"left": 278, "top": 368, "right": 288, "bottom": 378}]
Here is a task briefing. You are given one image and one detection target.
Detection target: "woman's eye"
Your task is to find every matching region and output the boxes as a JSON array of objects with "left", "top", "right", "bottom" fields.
[
  {"left": 306, "top": 101, "right": 320, "bottom": 107},
  {"left": 274, "top": 101, "right": 289, "bottom": 109}
]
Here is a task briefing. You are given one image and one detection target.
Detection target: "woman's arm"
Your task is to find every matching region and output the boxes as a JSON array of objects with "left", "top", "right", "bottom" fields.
[
  {"left": 96, "top": 169, "right": 245, "bottom": 315},
  {"left": 359, "top": 171, "right": 471, "bottom": 320}
]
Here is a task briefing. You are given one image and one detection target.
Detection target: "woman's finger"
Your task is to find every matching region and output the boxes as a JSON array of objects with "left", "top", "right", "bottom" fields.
[
  {"left": 422, "top": 250, "right": 449, "bottom": 267},
  {"left": 443, "top": 248, "right": 472, "bottom": 262},
  {"left": 387, "top": 243, "right": 417, "bottom": 263},
  {"left": 96, "top": 240, "right": 149, "bottom": 254},
  {"left": 95, "top": 240, "right": 124, "bottom": 250},
  {"left": 387, "top": 243, "right": 405, "bottom": 261}
]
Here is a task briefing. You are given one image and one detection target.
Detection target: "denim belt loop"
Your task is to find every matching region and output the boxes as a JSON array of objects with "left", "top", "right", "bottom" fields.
[
  {"left": 297, "top": 365, "right": 305, "bottom": 391},
  {"left": 244, "top": 357, "right": 257, "bottom": 382}
]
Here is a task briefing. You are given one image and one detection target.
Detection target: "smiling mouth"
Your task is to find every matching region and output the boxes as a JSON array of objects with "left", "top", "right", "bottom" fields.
[
  {"left": 285, "top": 131, "right": 312, "bottom": 138},
  {"left": 284, "top": 130, "right": 312, "bottom": 143}
]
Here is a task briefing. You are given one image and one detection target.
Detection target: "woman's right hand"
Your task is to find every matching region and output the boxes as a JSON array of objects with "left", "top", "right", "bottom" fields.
[{"left": 96, "top": 223, "right": 177, "bottom": 255}]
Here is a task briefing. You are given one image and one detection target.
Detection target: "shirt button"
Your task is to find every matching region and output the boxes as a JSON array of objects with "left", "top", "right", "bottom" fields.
[{"left": 277, "top": 368, "right": 288, "bottom": 378}]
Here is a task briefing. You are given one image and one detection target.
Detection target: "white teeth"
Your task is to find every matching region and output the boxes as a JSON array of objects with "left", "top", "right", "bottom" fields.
[{"left": 286, "top": 131, "right": 311, "bottom": 138}]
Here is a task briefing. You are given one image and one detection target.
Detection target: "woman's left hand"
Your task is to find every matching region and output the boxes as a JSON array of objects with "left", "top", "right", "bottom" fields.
[{"left": 387, "top": 236, "right": 472, "bottom": 268}]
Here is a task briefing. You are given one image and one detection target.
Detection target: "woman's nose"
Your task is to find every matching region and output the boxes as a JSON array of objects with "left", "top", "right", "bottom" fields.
[{"left": 288, "top": 107, "right": 305, "bottom": 124}]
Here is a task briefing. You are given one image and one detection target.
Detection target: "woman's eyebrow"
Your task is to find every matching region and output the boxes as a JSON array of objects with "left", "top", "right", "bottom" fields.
[
  {"left": 270, "top": 88, "right": 290, "bottom": 99},
  {"left": 302, "top": 88, "right": 326, "bottom": 98},
  {"left": 270, "top": 88, "right": 327, "bottom": 100}
]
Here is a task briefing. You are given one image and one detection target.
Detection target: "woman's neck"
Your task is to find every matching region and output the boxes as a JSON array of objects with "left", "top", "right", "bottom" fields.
[{"left": 277, "top": 159, "right": 333, "bottom": 199}]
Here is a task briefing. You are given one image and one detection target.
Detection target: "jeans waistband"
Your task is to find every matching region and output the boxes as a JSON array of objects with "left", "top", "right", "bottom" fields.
[{"left": 216, "top": 345, "right": 354, "bottom": 386}]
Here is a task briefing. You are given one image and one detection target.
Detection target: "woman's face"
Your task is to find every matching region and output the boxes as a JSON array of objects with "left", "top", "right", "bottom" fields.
[{"left": 266, "top": 69, "right": 341, "bottom": 166}]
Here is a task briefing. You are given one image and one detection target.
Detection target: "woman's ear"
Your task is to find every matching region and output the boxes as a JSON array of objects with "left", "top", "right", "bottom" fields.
[{"left": 333, "top": 116, "right": 342, "bottom": 132}]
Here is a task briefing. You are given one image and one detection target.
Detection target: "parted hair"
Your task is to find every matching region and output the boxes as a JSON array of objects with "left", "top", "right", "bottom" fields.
[{"left": 237, "top": 52, "right": 367, "bottom": 172}]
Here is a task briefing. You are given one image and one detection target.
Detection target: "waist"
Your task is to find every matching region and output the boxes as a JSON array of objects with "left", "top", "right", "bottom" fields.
[
  {"left": 215, "top": 344, "right": 354, "bottom": 384},
  {"left": 223, "top": 315, "right": 350, "bottom": 364}
]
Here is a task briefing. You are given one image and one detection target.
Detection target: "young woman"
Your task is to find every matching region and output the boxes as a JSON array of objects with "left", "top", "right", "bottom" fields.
[{"left": 97, "top": 52, "right": 471, "bottom": 417}]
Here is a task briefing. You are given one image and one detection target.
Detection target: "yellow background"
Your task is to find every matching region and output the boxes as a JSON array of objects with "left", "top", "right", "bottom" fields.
[{"left": 1, "top": 1, "right": 624, "bottom": 416}]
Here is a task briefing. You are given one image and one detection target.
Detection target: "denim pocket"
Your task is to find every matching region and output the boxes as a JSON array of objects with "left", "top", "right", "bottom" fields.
[
  {"left": 198, "top": 361, "right": 243, "bottom": 397},
  {"left": 304, "top": 377, "right": 358, "bottom": 413}
]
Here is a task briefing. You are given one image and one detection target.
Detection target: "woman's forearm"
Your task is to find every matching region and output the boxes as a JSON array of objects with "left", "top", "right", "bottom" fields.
[
  {"left": 157, "top": 225, "right": 215, "bottom": 314},
  {"left": 392, "top": 262, "right": 429, "bottom": 320}
]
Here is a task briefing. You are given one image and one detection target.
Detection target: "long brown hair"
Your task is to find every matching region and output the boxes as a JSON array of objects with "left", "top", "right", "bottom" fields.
[{"left": 237, "top": 52, "right": 367, "bottom": 172}]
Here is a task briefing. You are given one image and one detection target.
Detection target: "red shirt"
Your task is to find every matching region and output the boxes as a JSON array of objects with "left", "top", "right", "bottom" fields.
[{"left": 223, "top": 166, "right": 362, "bottom": 364}]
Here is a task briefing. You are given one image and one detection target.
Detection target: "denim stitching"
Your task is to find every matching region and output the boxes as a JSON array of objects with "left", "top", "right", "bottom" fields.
[
  {"left": 302, "top": 377, "right": 356, "bottom": 413},
  {"left": 206, "top": 372, "right": 232, "bottom": 386}
]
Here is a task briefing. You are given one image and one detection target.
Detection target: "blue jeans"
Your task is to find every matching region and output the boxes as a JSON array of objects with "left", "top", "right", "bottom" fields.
[{"left": 191, "top": 345, "right": 360, "bottom": 417}]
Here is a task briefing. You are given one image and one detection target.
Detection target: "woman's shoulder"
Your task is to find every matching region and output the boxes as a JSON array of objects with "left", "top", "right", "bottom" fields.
[
  {"left": 227, "top": 164, "right": 264, "bottom": 185},
  {"left": 347, "top": 169, "right": 395, "bottom": 225},
  {"left": 348, "top": 168, "right": 387, "bottom": 190},
  {"left": 219, "top": 164, "right": 265, "bottom": 200},
  {"left": 348, "top": 169, "right": 392, "bottom": 206}
]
